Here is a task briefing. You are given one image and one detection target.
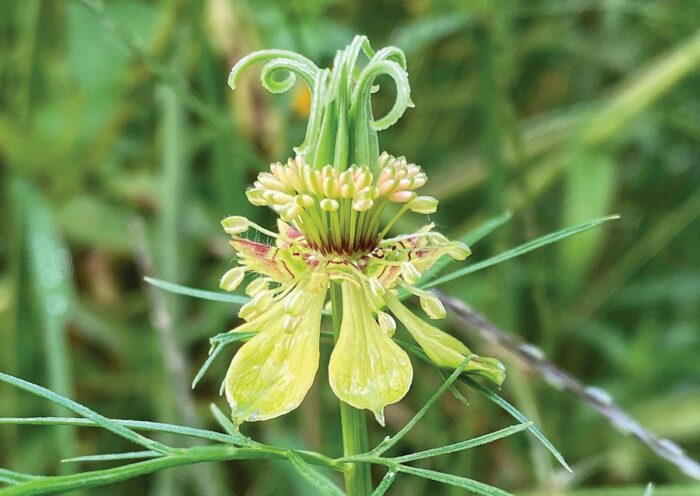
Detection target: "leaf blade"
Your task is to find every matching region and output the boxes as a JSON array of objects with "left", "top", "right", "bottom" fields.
[
  {"left": 422, "top": 215, "right": 620, "bottom": 289},
  {"left": 144, "top": 276, "right": 250, "bottom": 304}
]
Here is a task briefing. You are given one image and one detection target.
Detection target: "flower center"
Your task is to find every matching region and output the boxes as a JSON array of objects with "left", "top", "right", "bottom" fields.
[{"left": 246, "top": 153, "right": 437, "bottom": 256}]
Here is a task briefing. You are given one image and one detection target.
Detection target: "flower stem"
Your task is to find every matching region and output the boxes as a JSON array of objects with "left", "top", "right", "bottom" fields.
[{"left": 330, "top": 282, "right": 373, "bottom": 496}]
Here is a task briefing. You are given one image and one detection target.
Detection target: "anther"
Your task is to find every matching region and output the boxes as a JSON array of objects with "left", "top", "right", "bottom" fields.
[
  {"left": 220, "top": 267, "right": 246, "bottom": 292},
  {"left": 221, "top": 216, "right": 250, "bottom": 235},
  {"left": 400, "top": 261, "right": 421, "bottom": 284},
  {"left": 408, "top": 196, "right": 439, "bottom": 214}
]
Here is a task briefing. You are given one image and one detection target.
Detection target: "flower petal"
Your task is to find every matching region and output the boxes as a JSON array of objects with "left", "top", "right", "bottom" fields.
[
  {"left": 329, "top": 284, "right": 412, "bottom": 425},
  {"left": 225, "top": 286, "right": 327, "bottom": 426},
  {"left": 230, "top": 238, "right": 299, "bottom": 282},
  {"left": 384, "top": 292, "right": 506, "bottom": 386}
]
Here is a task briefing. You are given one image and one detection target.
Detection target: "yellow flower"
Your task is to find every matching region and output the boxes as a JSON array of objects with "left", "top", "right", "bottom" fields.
[
  {"left": 219, "top": 154, "right": 505, "bottom": 426},
  {"left": 219, "top": 35, "right": 505, "bottom": 427}
]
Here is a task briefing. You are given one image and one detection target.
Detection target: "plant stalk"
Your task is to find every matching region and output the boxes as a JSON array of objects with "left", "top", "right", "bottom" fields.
[{"left": 330, "top": 283, "right": 373, "bottom": 496}]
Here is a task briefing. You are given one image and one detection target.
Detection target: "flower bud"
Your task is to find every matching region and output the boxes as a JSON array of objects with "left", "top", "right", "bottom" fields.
[
  {"left": 221, "top": 216, "right": 249, "bottom": 235},
  {"left": 409, "top": 196, "right": 439, "bottom": 215},
  {"left": 219, "top": 267, "right": 246, "bottom": 292}
]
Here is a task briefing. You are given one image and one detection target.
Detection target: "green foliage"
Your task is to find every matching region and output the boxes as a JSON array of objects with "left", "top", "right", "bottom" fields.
[{"left": 1, "top": 0, "right": 699, "bottom": 494}]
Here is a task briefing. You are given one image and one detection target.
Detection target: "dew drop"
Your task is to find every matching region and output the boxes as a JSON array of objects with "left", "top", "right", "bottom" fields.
[
  {"left": 519, "top": 343, "right": 545, "bottom": 361},
  {"left": 543, "top": 372, "right": 566, "bottom": 391},
  {"left": 585, "top": 386, "right": 613, "bottom": 405},
  {"left": 659, "top": 438, "right": 684, "bottom": 457}
]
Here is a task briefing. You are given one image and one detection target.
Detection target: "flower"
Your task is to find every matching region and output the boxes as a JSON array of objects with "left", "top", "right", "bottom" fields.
[
  {"left": 218, "top": 36, "right": 505, "bottom": 427},
  {"left": 220, "top": 153, "right": 505, "bottom": 426}
]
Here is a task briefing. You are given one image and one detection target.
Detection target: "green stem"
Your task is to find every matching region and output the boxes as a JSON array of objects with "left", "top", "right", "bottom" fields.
[{"left": 330, "top": 283, "right": 372, "bottom": 496}]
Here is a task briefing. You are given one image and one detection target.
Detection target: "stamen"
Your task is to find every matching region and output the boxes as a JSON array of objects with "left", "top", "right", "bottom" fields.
[{"left": 220, "top": 267, "right": 247, "bottom": 291}]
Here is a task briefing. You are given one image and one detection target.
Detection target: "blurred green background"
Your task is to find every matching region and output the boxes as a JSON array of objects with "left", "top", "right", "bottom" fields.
[{"left": 1, "top": 0, "right": 699, "bottom": 495}]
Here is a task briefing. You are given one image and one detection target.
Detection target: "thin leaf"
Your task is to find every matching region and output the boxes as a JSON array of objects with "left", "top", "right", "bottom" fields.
[
  {"left": 191, "top": 342, "right": 227, "bottom": 389},
  {"left": 461, "top": 210, "right": 513, "bottom": 246},
  {"left": 0, "top": 417, "right": 239, "bottom": 445},
  {"left": 373, "top": 356, "right": 473, "bottom": 455},
  {"left": 209, "top": 404, "right": 246, "bottom": 443},
  {"left": 287, "top": 452, "right": 345, "bottom": 496},
  {"left": 418, "top": 210, "right": 512, "bottom": 286},
  {"left": 0, "top": 372, "right": 175, "bottom": 455},
  {"left": 144, "top": 276, "right": 250, "bottom": 304},
  {"left": 460, "top": 376, "right": 571, "bottom": 472},
  {"left": 0, "top": 445, "right": 253, "bottom": 496},
  {"left": 371, "top": 468, "right": 398, "bottom": 496},
  {"left": 395, "top": 340, "right": 571, "bottom": 472},
  {"left": 192, "top": 331, "right": 258, "bottom": 388},
  {"left": 62, "top": 451, "right": 161, "bottom": 463},
  {"left": 397, "top": 465, "right": 515, "bottom": 496},
  {"left": 393, "top": 422, "right": 532, "bottom": 463},
  {"left": 0, "top": 468, "right": 42, "bottom": 485},
  {"left": 421, "top": 215, "right": 620, "bottom": 289}
]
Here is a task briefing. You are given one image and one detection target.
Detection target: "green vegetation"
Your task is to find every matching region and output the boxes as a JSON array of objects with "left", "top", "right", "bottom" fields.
[{"left": 1, "top": 0, "right": 699, "bottom": 494}]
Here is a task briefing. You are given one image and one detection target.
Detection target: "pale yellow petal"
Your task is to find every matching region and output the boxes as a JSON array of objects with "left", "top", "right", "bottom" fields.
[
  {"left": 384, "top": 291, "right": 506, "bottom": 386},
  {"left": 329, "top": 284, "right": 412, "bottom": 424},
  {"left": 225, "top": 287, "right": 326, "bottom": 425}
]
